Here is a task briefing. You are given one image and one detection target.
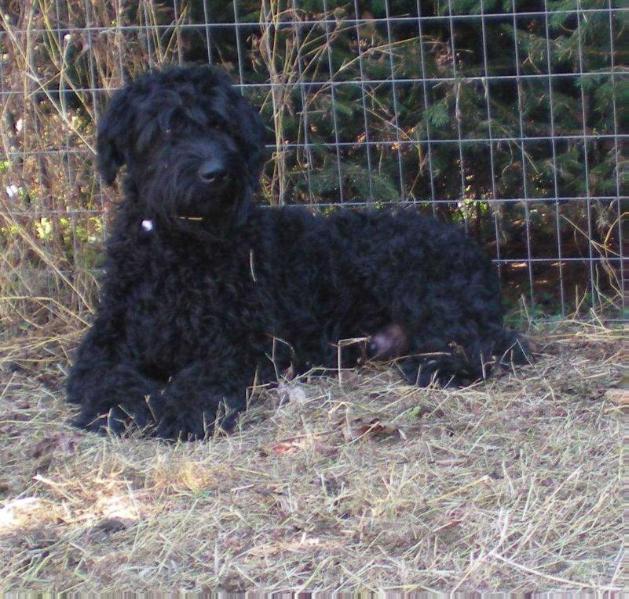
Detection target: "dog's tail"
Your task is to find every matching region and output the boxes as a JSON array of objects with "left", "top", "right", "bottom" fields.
[{"left": 494, "top": 328, "right": 533, "bottom": 367}]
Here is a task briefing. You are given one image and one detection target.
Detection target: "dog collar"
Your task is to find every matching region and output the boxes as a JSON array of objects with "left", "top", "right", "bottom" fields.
[{"left": 140, "top": 216, "right": 205, "bottom": 231}]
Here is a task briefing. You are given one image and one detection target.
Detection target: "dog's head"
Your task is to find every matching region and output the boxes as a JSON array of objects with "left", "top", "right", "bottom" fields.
[{"left": 97, "top": 65, "right": 265, "bottom": 225}]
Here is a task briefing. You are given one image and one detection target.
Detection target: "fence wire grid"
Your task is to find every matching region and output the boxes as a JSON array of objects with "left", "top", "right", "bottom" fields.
[{"left": 0, "top": 0, "right": 626, "bottom": 329}]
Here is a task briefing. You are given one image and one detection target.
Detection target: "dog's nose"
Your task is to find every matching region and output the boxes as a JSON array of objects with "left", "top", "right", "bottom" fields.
[{"left": 198, "top": 160, "right": 226, "bottom": 184}]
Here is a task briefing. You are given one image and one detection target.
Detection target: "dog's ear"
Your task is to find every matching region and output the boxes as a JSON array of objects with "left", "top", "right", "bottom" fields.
[
  {"left": 96, "top": 86, "right": 134, "bottom": 185},
  {"left": 234, "top": 94, "right": 267, "bottom": 191}
]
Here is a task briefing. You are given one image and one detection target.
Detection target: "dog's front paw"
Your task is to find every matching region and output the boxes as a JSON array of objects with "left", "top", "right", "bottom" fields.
[
  {"left": 73, "top": 403, "right": 156, "bottom": 436},
  {"left": 72, "top": 406, "right": 125, "bottom": 435},
  {"left": 155, "top": 406, "right": 216, "bottom": 441},
  {"left": 68, "top": 368, "right": 164, "bottom": 436},
  {"left": 155, "top": 388, "right": 240, "bottom": 441}
]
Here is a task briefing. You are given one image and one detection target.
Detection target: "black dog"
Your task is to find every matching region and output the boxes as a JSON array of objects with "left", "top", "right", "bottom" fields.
[{"left": 67, "top": 65, "right": 528, "bottom": 440}]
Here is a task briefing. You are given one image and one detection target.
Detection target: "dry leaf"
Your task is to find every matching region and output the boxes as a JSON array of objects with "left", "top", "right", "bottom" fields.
[
  {"left": 605, "top": 389, "right": 628, "bottom": 407},
  {"left": 270, "top": 441, "right": 301, "bottom": 455},
  {"left": 32, "top": 433, "right": 78, "bottom": 459},
  {"left": 341, "top": 417, "right": 406, "bottom": 442}
]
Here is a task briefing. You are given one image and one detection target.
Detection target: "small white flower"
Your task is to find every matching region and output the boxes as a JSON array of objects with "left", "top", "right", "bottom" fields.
[
  {"left": 5, "top": 184, "right": 19, "bottom": 198},
  {"left": 141, "top": 219, "right": 154, "bottom": 232}
]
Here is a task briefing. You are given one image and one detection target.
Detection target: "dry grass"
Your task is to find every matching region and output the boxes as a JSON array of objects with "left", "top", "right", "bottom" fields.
[{"left": 0, "top": 323, "right": 624, "bottom": 593}]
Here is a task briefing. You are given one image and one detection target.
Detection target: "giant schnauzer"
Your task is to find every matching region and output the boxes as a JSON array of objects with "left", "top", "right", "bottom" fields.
[{"left": 67, "top": 65, "right": 528, "bottom": 440}]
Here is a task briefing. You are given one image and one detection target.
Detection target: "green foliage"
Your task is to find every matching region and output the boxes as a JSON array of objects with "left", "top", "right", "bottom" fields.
[{"left": 424, "top": 101, "right": 450, "bottom": 129}]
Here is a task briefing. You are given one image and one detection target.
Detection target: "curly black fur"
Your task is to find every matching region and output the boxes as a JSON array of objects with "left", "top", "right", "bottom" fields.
[{"left": 67, "top": 65, "right": 529, "bottom": 440}]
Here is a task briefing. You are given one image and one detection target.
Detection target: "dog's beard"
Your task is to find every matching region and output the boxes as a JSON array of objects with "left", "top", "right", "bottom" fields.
[{"left": 141, "top": 166, "right": 250, "bottom": 228}]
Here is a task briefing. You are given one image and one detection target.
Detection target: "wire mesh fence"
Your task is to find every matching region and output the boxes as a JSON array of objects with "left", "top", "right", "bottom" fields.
[{"left": 0, "top": 0, "right": 626, "bottom": 335}]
